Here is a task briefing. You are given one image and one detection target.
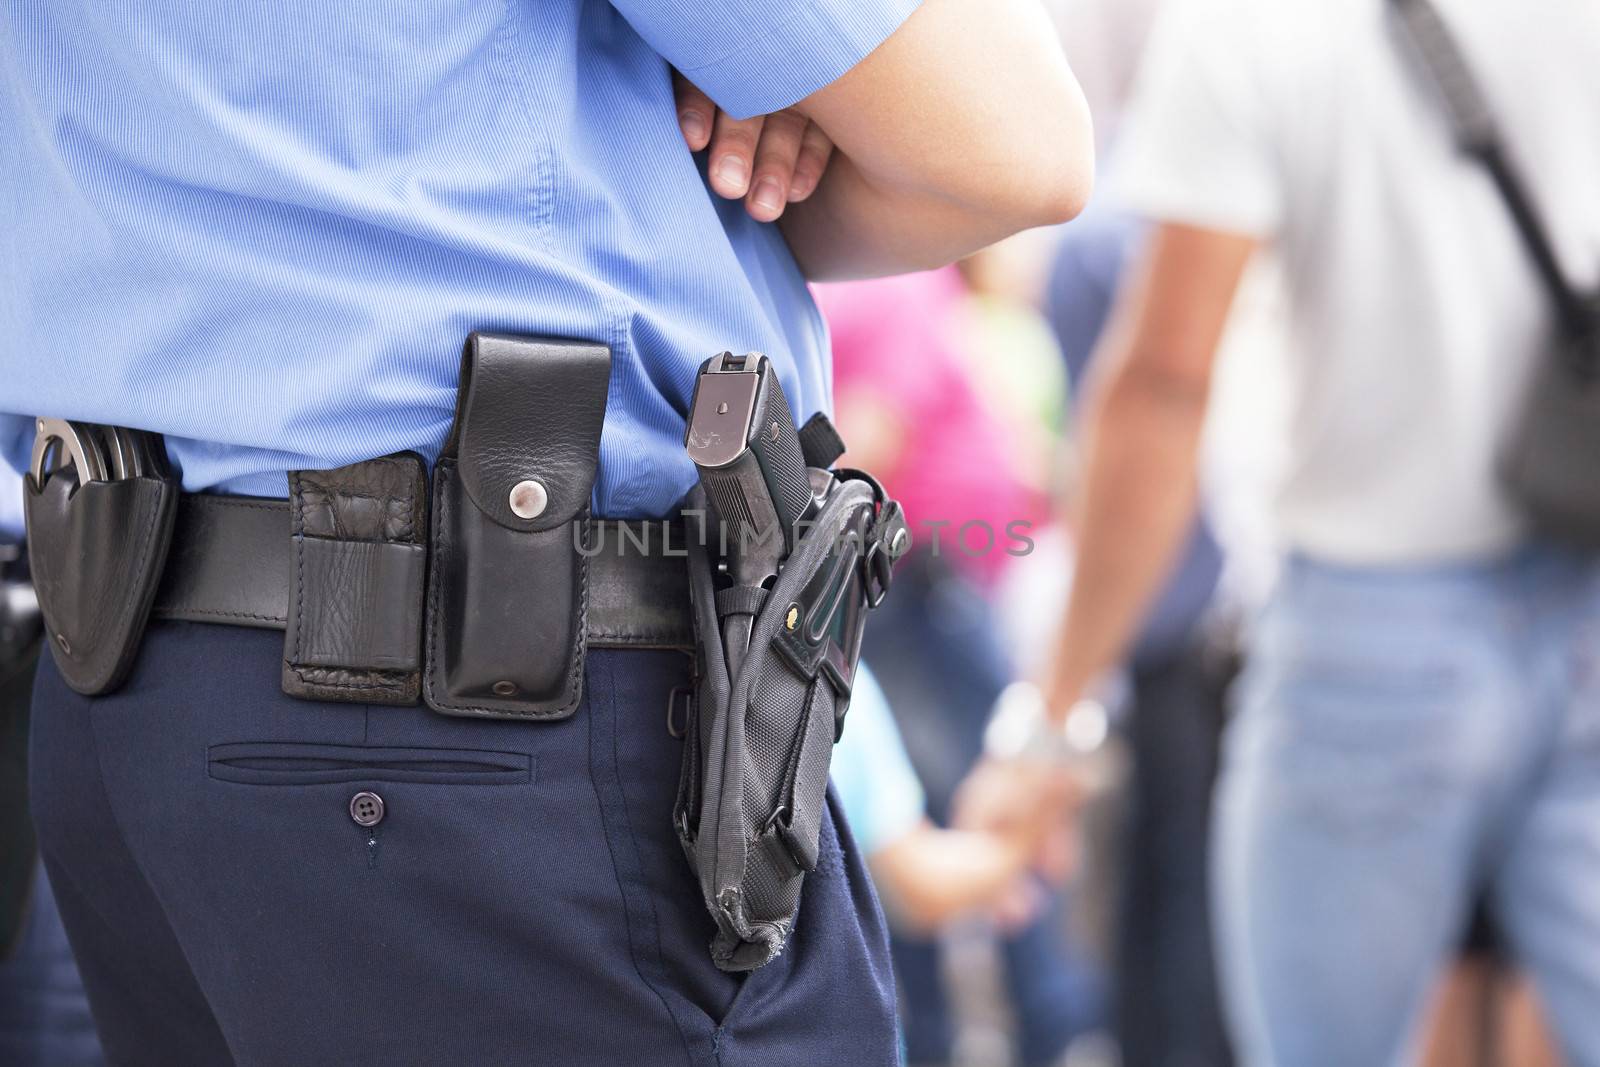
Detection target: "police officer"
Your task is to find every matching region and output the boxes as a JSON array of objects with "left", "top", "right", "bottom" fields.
[{"left": 1, "top": 2, "right": 1092, "bottom": 1064}]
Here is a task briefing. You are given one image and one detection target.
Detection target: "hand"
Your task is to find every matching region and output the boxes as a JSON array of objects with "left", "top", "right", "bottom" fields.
[
  {"left": 951, "top": 756, "right": 1082, "bottom": 880},
  {"left": 986, "top": 876, "right": 1047, "bottom": 934},
  {"left": 673, "top": 74, "right": 836, "bottom": 224}
]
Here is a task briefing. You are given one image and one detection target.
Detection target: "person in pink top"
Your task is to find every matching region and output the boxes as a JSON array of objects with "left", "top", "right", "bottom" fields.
[{"left": 815, "top": 267, "right": 1043, "bottom": 588}]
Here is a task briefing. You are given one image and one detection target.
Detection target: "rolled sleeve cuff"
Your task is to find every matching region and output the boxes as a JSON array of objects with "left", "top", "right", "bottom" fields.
[{"left": 683, "top": 0, "right": 923, "bottom": 119}]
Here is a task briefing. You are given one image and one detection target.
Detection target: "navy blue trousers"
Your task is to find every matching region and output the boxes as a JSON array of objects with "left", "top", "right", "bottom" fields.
[
  {"left": 28, "top": 621, "right": 898, "bottom": 1066},
  {"left": 0, "top": 864, "right": 103, "bottom": 1066}
]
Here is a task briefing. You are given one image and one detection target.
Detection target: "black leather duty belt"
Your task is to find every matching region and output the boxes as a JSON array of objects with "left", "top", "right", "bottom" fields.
[
  {"left": 151, "top": 494, "right": 694, "bottom": 651},
  {"left": 28, "top": 334, "right": 681, "bottom": 719}
]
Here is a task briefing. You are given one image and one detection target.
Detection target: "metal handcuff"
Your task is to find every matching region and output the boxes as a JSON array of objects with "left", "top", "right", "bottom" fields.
[{"left": 28, "top": 417, "right": 169, "bottom": 487}]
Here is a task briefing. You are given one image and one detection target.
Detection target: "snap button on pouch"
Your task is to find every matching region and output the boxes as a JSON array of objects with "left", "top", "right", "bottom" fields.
[{"left": 508, "top": 479, "right": 548, "bottom": 520}]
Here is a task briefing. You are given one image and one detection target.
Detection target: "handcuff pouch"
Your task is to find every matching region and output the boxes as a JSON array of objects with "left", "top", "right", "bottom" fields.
[{"left": 24, "top": 456, "right": 178, "bottom": 696}]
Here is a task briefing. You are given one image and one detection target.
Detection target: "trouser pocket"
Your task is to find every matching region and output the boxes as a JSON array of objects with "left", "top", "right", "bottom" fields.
[{"left": 206, "top": 742, "right": 532, "bottom": 786}]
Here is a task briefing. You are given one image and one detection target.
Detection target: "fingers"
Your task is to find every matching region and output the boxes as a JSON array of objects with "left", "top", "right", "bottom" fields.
[
  {"left": 745, "top": 109, "right": 810, "bottom": 222},
  {"left": 674, "top": 75, "right": 835, "bottom": 221},
  {"left": 673, "top": 73, "right": 715, "bottom": 152},
  {"left": 989, "top": 879, "right": 1046, "bottom": 933},
  {"left": 707, "top": 110, "right": 766, "bottom": 201},
  {"left": 1034, "top": 822, "right": 1079, "bottom": 886},
  {"left": 789, "top": 122, "right": 835, "bottom": 203}
]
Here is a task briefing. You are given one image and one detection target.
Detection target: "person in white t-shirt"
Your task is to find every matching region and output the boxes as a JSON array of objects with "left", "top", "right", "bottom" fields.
[{"left": 1022, "top": 0, "right": 1600, "bottom": 1062}]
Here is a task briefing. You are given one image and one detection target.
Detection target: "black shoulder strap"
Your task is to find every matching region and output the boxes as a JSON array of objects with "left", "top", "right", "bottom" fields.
[{"left": 1389, "top": 0, "right": 1595, "bottom": 340}]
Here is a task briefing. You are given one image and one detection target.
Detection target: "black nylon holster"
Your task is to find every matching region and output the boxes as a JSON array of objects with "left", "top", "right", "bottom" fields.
[{"left": 675, "top": 471, "right": 907, "bottom": 971}]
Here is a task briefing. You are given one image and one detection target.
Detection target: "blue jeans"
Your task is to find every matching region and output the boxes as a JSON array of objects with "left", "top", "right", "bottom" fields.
[
  {"left": 1215, "top": 547, "right": 1600, "bottom": 1067},
  {"left": 29, "top": 622, "right": 898, "bottom": 1066}
]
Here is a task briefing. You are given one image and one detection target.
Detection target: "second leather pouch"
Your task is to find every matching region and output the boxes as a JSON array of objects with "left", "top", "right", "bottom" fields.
[{"left": 423, "top": 332, "right": 612, "bottom": 720}]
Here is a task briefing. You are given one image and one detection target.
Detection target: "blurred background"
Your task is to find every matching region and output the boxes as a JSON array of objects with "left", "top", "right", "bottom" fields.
[
  {"left": 810, "top": 0, "right": 1593, "bottom": 1065},
  {"left": 4, "top": 0, "right": 1598, "bottom": 1065}
]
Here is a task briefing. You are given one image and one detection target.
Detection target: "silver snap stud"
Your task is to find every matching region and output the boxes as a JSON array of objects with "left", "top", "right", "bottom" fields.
[
  {"left": 508, "top": 479, "right": 548, "bottom": 520},
  {"left": 492, "top": 680, "right": 517, "bottom": 697}
]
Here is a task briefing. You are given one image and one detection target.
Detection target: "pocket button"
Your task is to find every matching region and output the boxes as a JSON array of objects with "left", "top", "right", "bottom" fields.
[{"left": 349, "top": 791, "right": 385, "bottom": 828}]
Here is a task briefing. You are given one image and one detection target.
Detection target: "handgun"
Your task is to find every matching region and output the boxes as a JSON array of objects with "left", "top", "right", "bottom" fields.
[{"left": 685, "top": 352, "right": 814, "bottom": 674}]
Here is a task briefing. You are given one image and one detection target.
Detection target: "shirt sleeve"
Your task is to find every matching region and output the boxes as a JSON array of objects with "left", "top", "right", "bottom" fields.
[
  {"left": 609, "top": 0, "right": 923, "bottom": 119},
  {"left": 829, "top": 662, "right": 927, "bottom": 857},
  {"left": 1110, "top": 0, "right": 1284, "bottom": 237}
]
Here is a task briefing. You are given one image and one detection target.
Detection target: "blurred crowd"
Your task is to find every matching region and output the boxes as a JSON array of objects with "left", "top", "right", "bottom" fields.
[
  {"left": 820, "top": 1, "right": 1597, "bottom": 1065},
  {"left": 5, "top": 0, "right": 1600, "bottom": 1065}
]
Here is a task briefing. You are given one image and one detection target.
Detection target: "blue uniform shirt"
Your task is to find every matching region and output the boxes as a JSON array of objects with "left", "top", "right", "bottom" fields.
[{"left": 1, "top": 0, "right": 919, "bottom": 515}]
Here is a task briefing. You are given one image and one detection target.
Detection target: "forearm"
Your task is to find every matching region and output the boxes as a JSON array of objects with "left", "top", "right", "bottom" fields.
[
  {"left": 1043, "top": 360, "right": 1209, "bottom": 715},
  {"left": 782, "top": 0, "right": 1093, "bottom": 280},
  {"left": 781, "top": 154, "right": 1061, "bottom": 282}
]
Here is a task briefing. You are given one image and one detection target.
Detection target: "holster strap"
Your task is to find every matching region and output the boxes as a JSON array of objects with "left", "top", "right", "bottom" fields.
[{"left": 151, "top": 494, "right": 694, "bottom": 651}]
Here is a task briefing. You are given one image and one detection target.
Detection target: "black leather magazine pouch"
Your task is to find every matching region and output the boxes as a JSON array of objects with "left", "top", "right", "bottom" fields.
[
  {"left": 282, "top": 453, "right": 429, "bottom": 706},
  {"left": 24, "top": 423, "right": 179, "bottom": 696},
  {"left": 422, "top": 333, "right": 612, "bottom": 721}
]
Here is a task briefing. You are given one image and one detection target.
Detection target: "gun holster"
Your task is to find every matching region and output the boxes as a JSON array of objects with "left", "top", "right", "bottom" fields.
[{"left": 675, "top": 469, "right": 908, "bottom": 971}]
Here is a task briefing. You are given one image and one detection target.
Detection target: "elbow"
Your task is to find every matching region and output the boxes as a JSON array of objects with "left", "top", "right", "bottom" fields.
[
  {"left": 1036, "top": 87, "right": 1098, "bottom": 224},
  {"left": 987, "top": 90, "right": 1097, "bottom": 230},
  {"left": 1038, "top": 87, "right": 1097, "bottom": 224},
  {"left": 996, "top": 155, "right": 1091, "bottom": 231},
  {"left": 1097, "top": 350, "right": 1214, "bottom": 426},
  {"left": 1037, "top": 155, "right": 1094, "bottom": 226}
]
